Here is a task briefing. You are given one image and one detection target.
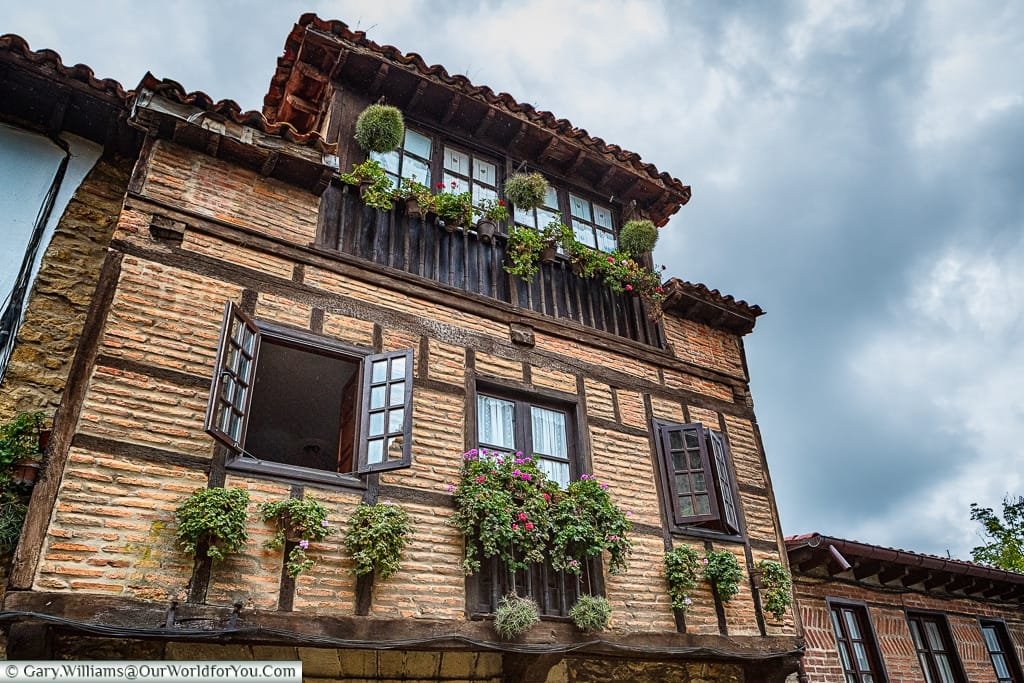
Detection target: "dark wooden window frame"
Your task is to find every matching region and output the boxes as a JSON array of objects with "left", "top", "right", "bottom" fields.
[
  {"left": 979, "top": 618, "right": 1024, "bottom": 683},
  {"left": 827, "top": 597, "right": 889, "bottom": 683},
  {"left": 437, "top": 139, "right": 501, "bottom": 211},
  {"left": 205, "top": 303, "right": 414, "bottom": 487},
  {"left": 565, "top": 191, "right": 616, "bottom": 252},
  {"left": 652, "top": 420, "right": 743, "bottom": 539},
  {"left": 464, "top": 376, "right": 605, "bottom": 618},
  {"left": 906, "top": 610, "right": 967, "bottom": 683}
]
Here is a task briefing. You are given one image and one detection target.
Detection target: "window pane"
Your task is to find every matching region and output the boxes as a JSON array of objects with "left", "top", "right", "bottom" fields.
[
  {"left": 675, "top": 474, "right": 691, "bottom": 493},
  {"left": 369, "top": 411, "right": 385, "bottom": 436},
  {"left": 478, "top": 395, "right": 516, "bottom": 449},
  {"left": 993, "top": 654, "right": 1010, "bottom": 679},
  {"left": 388, "top": 408, "right": 404, "bottom": 433},
  {"left": 983, "top": 626, "right": 999, "bottom": 651},
  {"left": 909, "top": 620, "right": 925, "bottom": 649},
  {"left": 404, "top": 130, "right": 432, "bottom": 158},
  {"left": 837, "top": 642, "right": 853, "bottom": 670},
  {"left": 543, "top": 185, "right": 558, "bottom": 209},
  {"left": 935, "top": 655, "right": 955, "bottom": 683},
  {"left": 593, "top": 205, "right": 613, "bottom": 229},
  {"left": 853, "top": 642, "right": 870, "bottom": 671},
  {"left": 404, "top": 156, "right": 431, "bottom": 185},
  {"left": 475, "top": 159, "right": 496, "bottom": 186},
  {"left": 371, "top": 150, "right": 400, "bottom": 175},
  {"left": 472, "top": 184, "right": 497, "bottom": 207},
  {"left": 370, "top": 385, "right": 386, "bottom": 409},
  {"left": 367, "top": 438, "right": 384, "bottom": 464},
  {"left": 694, "top": 494, "right": 710, "bottom": 515},
  {"left": 573, "top": 221, "right": 597, "bottom": 248},
  {"left": 531, "top": 407, "right": 567, "bottom": 458},
  {"left": 693, "top": 472, "right": 706, "bottom": 492},
  {"left": 919, "top": 654, "right": 935, "bottom": 683},
  {"left": 669, "top": 430, "right": 684, "bottom": 450},
  {"left": 444, "top": 146, "right": 469, "bottom": 174},
  {"left": 831, "top": 610, "right": 844, "bottom": 636},
  {"left": 372, "top": 360, "right": 388, "bottom": 383},
  {"left": 684, "top": 430, "right": 699, "bottom": 448},
  {"left": 689, "top": 451, "right": 703, "bottom": 469},
  {"left": 514, "top": 205, "right": 535, "bottom": 228},
  {"left": 390, "top": 355, "right": 406, "bottom": 380},
  {"left": 389, "top": 381, "right": 405, "bottom": 406},
  {"left": 844, "top": 610, "right": 862, "bottom": 639},
  {"left": 537, "top": 457, "right": 569, "bottom": 488},
  {"left": 569, "top": 194, "right": 590, "bottom": 219},
  {"left": 537, "top": 207, "right": 559, "bottom": 229},
  {"left": 924, "top": 621, "right": 944, "bottom": 650},
  {"left": 678, "top": 496, "right": 694, "bottom": 516},
  {"left": 596, "top": 229, "right": 617, "bottom": 253}
]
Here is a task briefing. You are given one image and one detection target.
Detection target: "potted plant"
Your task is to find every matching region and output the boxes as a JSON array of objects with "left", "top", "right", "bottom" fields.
[
  {"left": 504, "top": 172, "right": 549, "bottom": 211},
  {"left": 0, "top": 411, "right": 46, "bottom": 487},
  {"left": 664, "top": 545, "right": 701, "bottom": 612},
  {"left": 433, "top": 182, "right": 474, "bottom": 232},
  {"left": 174, "top": 487, "right": 250, "bottom": 562},
  {"left": 0, "top": 495, "right": 27, "bottom": 559},
  {"left": 754, "top": 559, "right": 793, "bottom": 620},
  {"left": 549, "top": 473, "right": 632, "bottom": 576},
  {"left": 342, "top": 501, "right": 411, "bottom": 580},
  {"left": 353, "top": 103, "right": 405, "bottom": 153},
  {"left": 703, "top": 549, "right": 743, "bottom": 603},
  {"left": 504, "top": 225, "right": 546, "bottom": 280},
  {"left": 339, "top": 159, "right": 396, "bottom": 211},
  {"left": 493, "top": 593, "right": 540, "bottom": 640},
  {"left": 475, "top": 198, "right": 509, "bottom": 243},
  {"left": 261, "top": 495, "right": 336, "bottom": 577},
  {"left": 569, "top": 594, "right": 612, "bottom": 633},
  {"left": 618, "top": 218, "right": 659, "bottom": 258},
  {"left": 395, "top": 177, "right": 434, "bottom": 220}
]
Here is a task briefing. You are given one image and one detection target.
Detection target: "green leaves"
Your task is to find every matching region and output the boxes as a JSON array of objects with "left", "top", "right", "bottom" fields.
[
  {"left": 353, "top": 104, "right": 405, "bottom": 154},
  {"left": 970, "top": 496, "right": 1024, "bottom": 572},
  {"left": 704, "top": 549, "right": 743, "bottom": 602},
  {"left": 664, "top": 545, "right": 701, "bottom": 611},
  {"left": 343, "top": 502, "right": 410, "bottom": 580},
  {"left": 0, "top": 411, "right": 45, "bottom": 470},
  {"left": 618, "top": 219, "right": 659, "bottom": 258},
  {"left": 174, "top": 487, "right": 250, "bottom": 562},
  {"left": 569, "top": 594, "right": 612, "bottom": 632},
  {"left": 494, "top": 593, "right": 540, "bottom": 640},
  {"left": 503, "top": 172, "right": 549, "bottom": 211},
  {"left": 260, "top": 495, "right": 336, "bottom": 577},
  {"left": 549, "top": 476, "right": 632, "bottom": 575},
  {"left": 339, "top": 159, "right": 396, "bottom": 211},
  {"left": 755, "top": 559, "right": 793, "bottom": 620}
]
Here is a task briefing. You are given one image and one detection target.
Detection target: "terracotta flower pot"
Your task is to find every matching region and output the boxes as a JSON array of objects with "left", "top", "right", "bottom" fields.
[
  {"left": 440, "top": 218, "right": 461, "bottom": 234},
  {"left": 540, "top": 243, "right": 558, "bottom": 263},
  {"left": 358, "top": 180, "right": 373, "bottom": 199},
  {"left": 405, "top": 197, "right": 422, "bottom": 220},
  {"left": 476, "top": 218, "right": 497, "bottom": 243},
  {"left": 12, "top": 458, "right": 41, "bottom": 487}
]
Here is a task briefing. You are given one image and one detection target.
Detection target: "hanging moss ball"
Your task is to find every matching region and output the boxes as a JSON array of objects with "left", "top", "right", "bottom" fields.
[
  {"left": 503, "top": 172, "right": 549, "bottom": 211},
  {"left": 354, "top": 104, "right": 405, "bottom": 153},
  {"left": 618, "top": 219, "right": 658, "bottom": 257}
]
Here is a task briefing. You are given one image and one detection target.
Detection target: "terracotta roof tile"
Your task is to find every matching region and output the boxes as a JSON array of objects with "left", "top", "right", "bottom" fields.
[{"left": 0, "top": 33, "right": 130, "bottom": 102}]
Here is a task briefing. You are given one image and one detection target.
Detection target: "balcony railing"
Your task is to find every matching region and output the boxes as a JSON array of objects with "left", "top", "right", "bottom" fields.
[{"left": 319, "top": 184, "right": 665, "bottom": 348}]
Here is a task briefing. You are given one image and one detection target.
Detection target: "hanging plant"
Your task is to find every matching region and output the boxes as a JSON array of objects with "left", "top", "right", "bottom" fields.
[
  {"left": 338, "top": 159, "right": 395, "bottom": 211},
  {"left": 494, "top": 593, "right": 540, "bottom": 640},
  {"left": 569, "top": 594, "right": 612, "bottom": 633},
  {"left": 433, "top": 184, "right": 474, "bottom": 230},
  {"left": 664, "top": 545, "right": 701, "bottom": 611},
  {"left": 549, "top": 474, "right": 632, "bottom": 575},
  {"left": 342, "top": 502, "right": 411, "bottom": 580},
  {"left": 504, "top": 172, "right": 549, "bottom": 211},
  {"left": 504, "top": 225, "right": 546, "bottom": 280},
  {"left": 353, "top": 104, "right": 405, "bottom": 153},
  {"left": 755, "top": 559, "right": 793, "bottom": 620},
  {"left": 261, "top": 495, "right": 336, "bottom": 577},
  {"left": 174, "top": 487, "right": 250, "bottom": 562},
  {"left": 703, "top": 549, "right": 743, "bottom": 603},
  {"left": 618, "top": 219, "right": 659, "bottom": 258}
]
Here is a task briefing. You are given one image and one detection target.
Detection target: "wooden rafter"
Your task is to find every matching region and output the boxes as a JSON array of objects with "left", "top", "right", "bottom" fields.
[
  {"left": 368, "top": 63, "right": 390, "bottom": 98},
  {"left": 474, "top": 109, "right": 495, "bottom": 138}
]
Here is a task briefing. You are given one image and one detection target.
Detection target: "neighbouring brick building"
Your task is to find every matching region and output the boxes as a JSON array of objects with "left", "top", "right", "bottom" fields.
[
  {"left": 2, "top": 15, "right": 802, "bottom": 681},
  {"left": 788, "top": 533, "right": 1024, "bottom": 683}
]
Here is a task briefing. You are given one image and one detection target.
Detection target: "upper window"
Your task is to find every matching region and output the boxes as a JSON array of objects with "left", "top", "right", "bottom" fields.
[
  {"left": 443, "top": 146, "right": 498, "bottom": 209},
  {"left": 654, "top": 421, "right": 740, "bottom": 535},
  {"left": 568, "top": 193, "right": 616, "bottom": 252},
  {"left": 981, "top": 620, "right": 1023, "bottom": 683},
  {"left": 372, "top": 129, "right": 433, "bottom": 188},
  {"left": 907, "top": 612, "right": 966, "bottom": 683},
  {"left": 830, "top": 602, "right": 887, "bottom": 683},
  {"left": 205, "top": 302, "right": 414, "bottom": 483},
  {"left": 513, "top": 182, "right": 561, "bottom": 233},
  {"left": 477, "top": 391, "right": 572, "bottom": 488}
]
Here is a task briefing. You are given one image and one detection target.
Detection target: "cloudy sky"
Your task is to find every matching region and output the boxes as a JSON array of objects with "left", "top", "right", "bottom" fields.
[{"left": 3, "top": 0, "right": 1022, "bottom": 560}]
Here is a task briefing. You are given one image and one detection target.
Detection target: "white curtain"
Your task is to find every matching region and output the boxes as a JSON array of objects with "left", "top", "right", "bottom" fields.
[{"left": 478, "top": 395, "right": 515, "bottom": 450}]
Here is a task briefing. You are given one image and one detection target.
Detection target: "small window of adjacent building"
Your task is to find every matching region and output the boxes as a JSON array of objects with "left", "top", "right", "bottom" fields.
[
  {"left": 443, "top": 146, "right": 499, "bottom": 211},
  {"left": 568, "top": 193, "right": 616, "bottom": 252},
  {"left": 830, "top": 602, "right": 887, "bottom": 683},
  {"left": 654, "top": 421, "right": 740, "bottom": 536},
  {"left": 205, "top": 302, "right": 414, "bottom": 484},
  {"left": 907, "top": 613, "right": 966, "bottom": 683},
  {"left": 372, "top": 128, "right": 433, "bottom": 188},
  {"left": 981, "top": 620, "right": 1023, "bottom": 683}
]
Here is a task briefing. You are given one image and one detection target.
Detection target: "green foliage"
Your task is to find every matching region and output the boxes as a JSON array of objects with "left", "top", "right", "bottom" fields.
[
  {"left": 0, "top": 497, "right": 27, "bottom": 557},
  {"left": 174, "top": 487, "right": 250, "bottom": 562},
  {"left": 970, "top": 496, "right": 1024, "bottom": 572},
  {"left": 450, "top": 449, "right": 631, "bottom": 577},
  {"left": 395, "top": 177, "right": 435, "bottom": 214},
  {"left": 353, "top": 104, "right": 405, "bottom": 153},
  {"left": 343, "top": 502, "right": 411, "bottom": 580},
  {"left": 618, "top": 219, "right": 659, "bottom": 257},
  {"left": 703, "top": 549, "right": 743, "bottom": 602},
  {"left": 503, "top": 172, "right": 549, "bottom": 211},
  {"left": 756, "top": 559, "right": 793, "bottom": 620},
  {"left": 261, "top": 495, "right": 336, "bottom": 577},
  {"left": 569, "top": 594, "right": 612, "bottom": 632},
  {"left": 339, "top": 159, "right": 395, "bottom": 211},
  {"left": 664, "top": 545, "right": 701, "bottom": 611},
  {"left": 550, "top": 474, "right": 632, "bottom": 575},
  {"left": 504, "top": 224, "right": 547, "bottom": 280},
  {"left": 0, "top": 411, "right": 45, "bottom": 471},
  {"left": 434, "top": 190, "right": 474, "bottom": 227},
  {"left": 493, "top": 593, "right": 540, "bottom": 640},
  {"left": 478, "top": 197, "right": 509, "bottom": 223}
]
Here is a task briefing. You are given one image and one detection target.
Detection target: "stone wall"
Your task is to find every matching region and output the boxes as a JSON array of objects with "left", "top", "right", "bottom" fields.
[
  {"left": 795, "top": 575, "right": 1024, "bottom": 682},
  {"left": 0, "top": 156, "right": 132, "bottom": 420}
]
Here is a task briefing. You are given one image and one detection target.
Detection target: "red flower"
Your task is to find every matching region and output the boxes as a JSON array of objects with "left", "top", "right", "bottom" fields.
[
  {"left": 542, "top": 493, "right": 551, "bottom": 503},
  {"left": 656, "top": 286, "right": 664, "bottom": 293},
  {"left": 498, "top": 199, "right": 506, "bottom": 206},
  {"left": 625, "top": 284, "right": 634, "bottom": 292},
  {"left": 525, "top": 522, "right": 534, "bottom": 531},
  {"left": 435, "top": 182, "right": 444, "bottom": 189},
  {"left": 475, "top": 475, "right": 486, "bottom": 484},
  {"left": 607, "top": 256, "right": 615, "bottom": 264},
  {"left": 518, "top": 512, "right": 528, "bottom": 521}
]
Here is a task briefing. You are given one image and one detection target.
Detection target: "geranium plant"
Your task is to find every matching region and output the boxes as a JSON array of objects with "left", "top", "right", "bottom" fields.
[
  {"left": 504, "top": 225, "right": 547, "bottom": 280},
  {"left": 478, "top": 197, "right": 509, "bottom": 223},
  {"left": 704, "top": 549, "right": 743, "bottom": 602},
  {"left": 261, "top": 495, "right": 336, "bottom": 577},
  {"left": 343, "top": 501, "right": 410, "bottom": 580},
  {"left": 450, "top": 449, "right": 631, "bottom": 577},
  {"left": 433, "top": 181, "right": 474, "bottom": 228},
  {"left": 755, "top": 559, "right": 793, "bottom": 620},
  {"left": 174, "top": 487, "right": 250, "bottom": 562},
  {"left": 664, "top": 545, "right": 701, "bottom": 611},
  {"left": 395, "top": 177, "right": 435, "bottom": 217},
  {"left": 339, "top": 159, "right": 395, "bottom": 211}
]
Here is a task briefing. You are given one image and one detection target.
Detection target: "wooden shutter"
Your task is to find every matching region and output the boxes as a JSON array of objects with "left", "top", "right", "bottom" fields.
[
  {"left": 708, "top": 430, "right": 740, "bottom": 534},
  {"left": 657, "top": 422, "right": 719, "bottom": 525},
  {"left": 205, "top": 301, "right": 260, "bottom": 451},
  {"left": 358, "top": 349, "right": 414, "bottom": 473}
]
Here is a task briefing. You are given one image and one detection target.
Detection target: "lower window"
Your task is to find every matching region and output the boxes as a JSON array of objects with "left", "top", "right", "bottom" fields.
[
  {"left": 981, "top": 619, "right": 1023, "bottom": 683},
  {"left": 907, "top": 612, "right": 966, "bottom": 683},
  {"left": 829, "top": 602, "right": 886, "bottom": 683},
  {"left": 475, "top": 556, "right": 596, "bottom": 617}
]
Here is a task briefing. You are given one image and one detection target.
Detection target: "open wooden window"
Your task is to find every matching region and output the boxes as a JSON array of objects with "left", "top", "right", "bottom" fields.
[
  {"left": 655, "top": 421, "right": 741, "bottom": 536},
  {"left": 205, "top": 303, "right": 414, "bottom": 483}
]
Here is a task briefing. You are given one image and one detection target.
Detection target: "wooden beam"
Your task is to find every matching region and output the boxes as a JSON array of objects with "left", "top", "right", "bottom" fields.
[
  {"left": 565, "top": 148, "right": 588, "bottom": 177},
  {"left": 852, "top": 560, "right": 882, "bottom": 581},
  {"left": 901, "top": 570, "right": 930, "bottom": 588},
  {"left": 407, "top": 80, "right": 428, "bottom": 110},
  {"left": 295, "top": 60, "right": 328, "bottom": 83},
  {"left": 538, "top": 135, "right": 560, "bottom": 163},
  {"left": 440, "top": 93, "right": 462, "bottom": 126},
  {"left": 260, "top": 151, "right": 280, "bottom": 177},
  {"left": 797, "top": 551, "right": 829, "bottom": 574},
  {"left": 946, "top": 575, "right": 974, "bottom": 593},
  {"left": 285, "top": 92, "right": 319, "bottom": 115},
  {"left": 327, "top": 49, "right": 350, "bottom": 81},
  {"left": 877, "top": 565, "right": 906, "bottom": 585},
  {"left": 368, "top": 63, "right": 390, "bottom": 98},
  {"left": 474, "top": 109, "right": 496, "bottom": 138},
  {"left": 509, "top": 120, "right": 529, "bottom": 152},
  {"left": 46, "top": 91, "right": 70, "bottom": 135},
  {"left": 923, "top": 572, "right": 952, "bottom": 591},
  {"left": 596, "top": 166, "right": 618, "bottom": 193}
]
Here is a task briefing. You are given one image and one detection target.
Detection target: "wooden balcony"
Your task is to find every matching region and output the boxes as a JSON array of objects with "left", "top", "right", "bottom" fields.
[{"left": 319, "top": 184, "right": 665, "bottom": 348}]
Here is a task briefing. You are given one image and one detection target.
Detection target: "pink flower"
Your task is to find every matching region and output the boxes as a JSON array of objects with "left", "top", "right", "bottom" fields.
[
  {"left": 446, "top": 484, "right": 455, "bottom": 493},
  {"left": 512, "top": 523, "right": 519, "bottom": 531},
  {"left": 518, "top": 512, "right": 528, "bottom": 521},
  {"left": 521, "top": 473, "right": 532, "bottom": 481},
  {"left": 450, "top": 180, "right": 458, "bottom": 188},
  {"left": 625, "top": 284, "right": 634, "bottom": 292},
  {"left": 299, "top": 539, "right": 309, "bottom": 550},
  {"left": 542, "top": 493, "right": 551, "bottom": 503},
  {"left": 475, "top": 475, "right": 486, "bottom": 484},
  {"left": 525, "top": 522, "right": 534, "bottom": 531},
  {"left": 600, "top": 483, "right": 609, "bottom": 490}
]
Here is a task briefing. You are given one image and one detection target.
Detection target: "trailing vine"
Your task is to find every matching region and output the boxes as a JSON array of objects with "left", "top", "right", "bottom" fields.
[
  {"left": 664, "top": 545, "right": 701, "bottom": 611},
  {"left": 703, "top": 549, "right": 743, "bottom": 602},
  {"left": 174, "top": 487, "right": 250, "bottom": 562},
  {"left": 261, "top": 495, "right": 336, "bottom": 577},
  {"left": 756, "top": 559, "right": 793, "bottom": 620},
  {"left": 342, "top": 502, "right": 410, "bottom": 580}
]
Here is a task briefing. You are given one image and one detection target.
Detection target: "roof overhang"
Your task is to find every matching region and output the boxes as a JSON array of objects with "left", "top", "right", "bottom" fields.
[
  {"left": 263, "top": 14, "right": 691, "bottom": 227},
  {"left": 662, "top": 278, "right": 764, "bottom": 335}
]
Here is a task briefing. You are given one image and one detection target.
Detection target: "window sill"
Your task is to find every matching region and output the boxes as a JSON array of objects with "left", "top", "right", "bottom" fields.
[
  {"left": 226, "top": 455, "right": 367, "bottom": 491},
  {"left": 669, "top": 525, "right": 745, "bottom": 544}
]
